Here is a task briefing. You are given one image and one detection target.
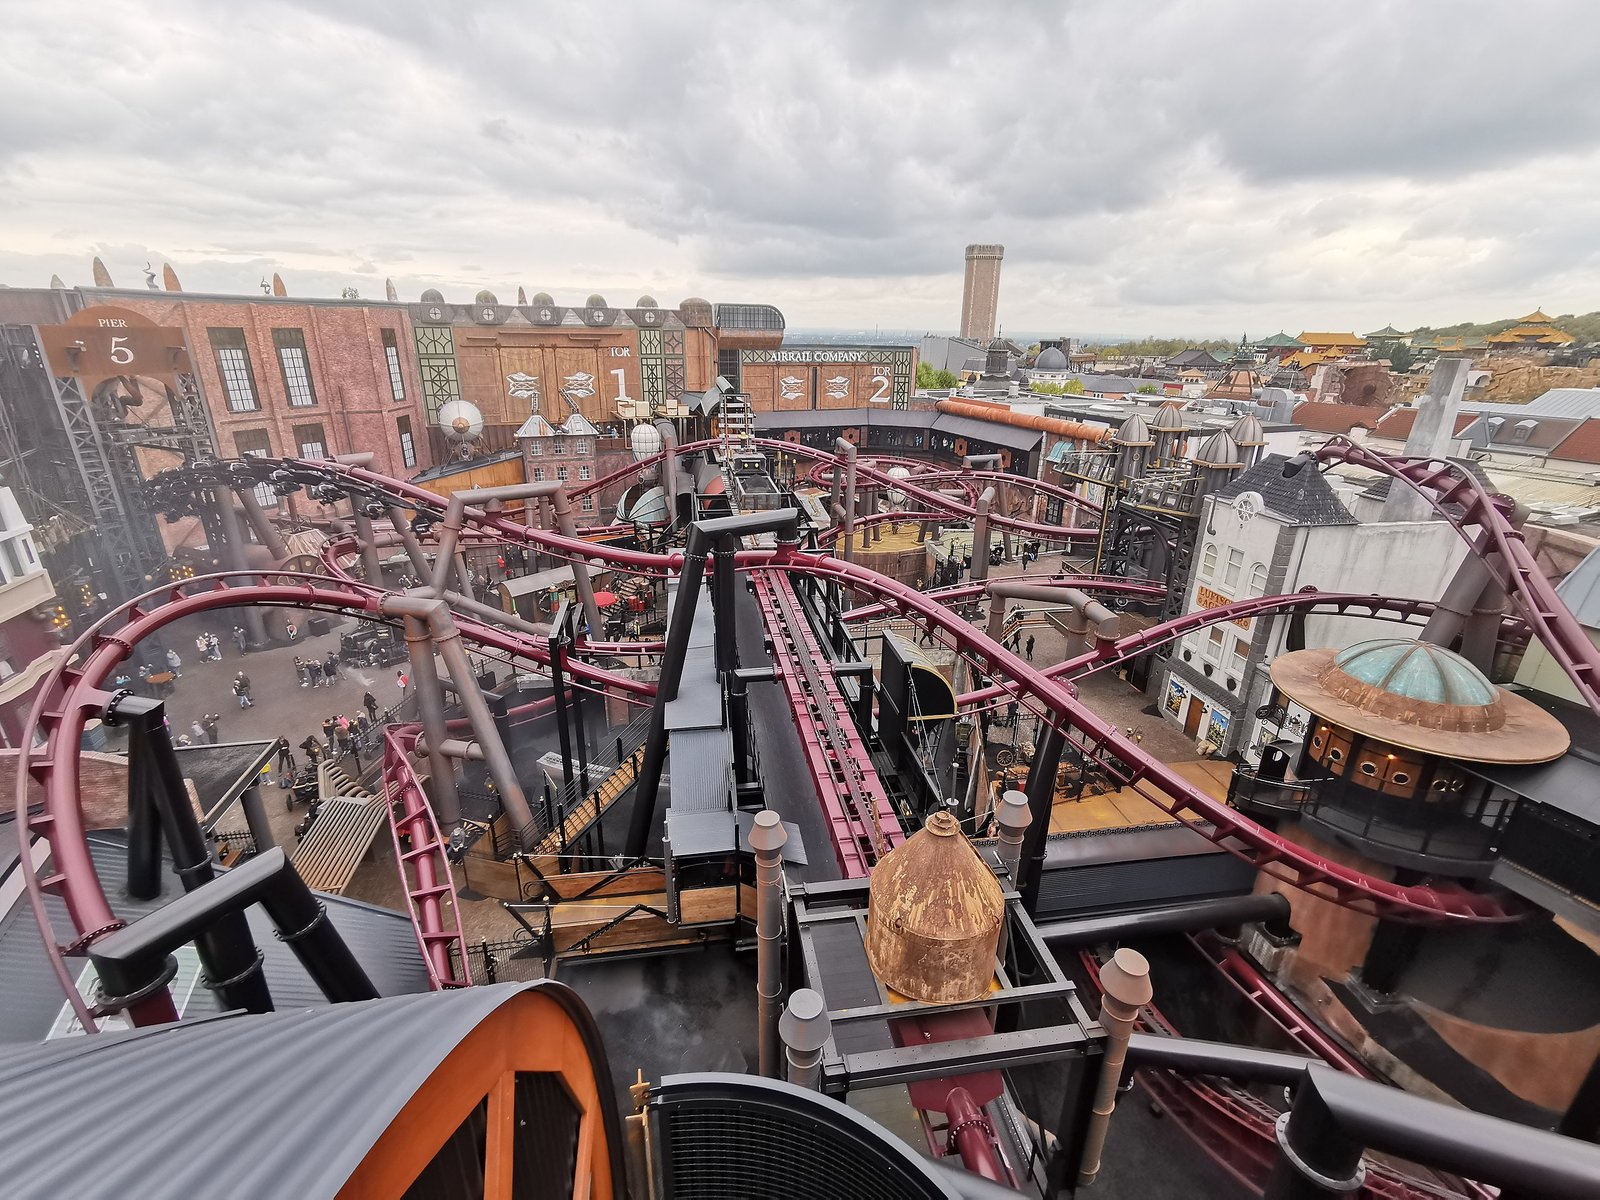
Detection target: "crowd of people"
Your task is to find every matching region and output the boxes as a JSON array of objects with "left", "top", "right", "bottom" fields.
[
  {"left": 295, "top": 691, "right": 384, "bottom": 773},
  {"left": 293, "top": 651, "right": 344, "bottom": 688}
]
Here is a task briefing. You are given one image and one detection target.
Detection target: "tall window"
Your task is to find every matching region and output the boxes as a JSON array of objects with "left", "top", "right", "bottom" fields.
[
  {"left": 556, "top": 465, "right": 569, "bottom": 482},
  {"left": 209, "top": 328, "right": 259, "bottom": 412},
  {"left": 581, "top": 495, "right": 595, "bottom": 513},
  {"left": 574, "top": 438, "right": 591, "bottom": 455},
  {"left": 396, "top": 415, "right": 417, "bottom": 468},
  {"left": 553, "top": 437, "right": 566, "bottom": 454},
  {"left": 532, "top": 465, "right": 546, "bottom": 481},
  {"left": 234, "top": 429, "right": 276, "bottom": 506},
  {"left": 578, "top": 465, "right": 591, "bottom": 480},
  {"left": 292, "top": 422, "right": 327, "bottom": 459},
  {"left": 381, "top": 329, "right": 406, "bottom": 401},
  {"left": 273, "top": 328, "right": 317, "bottom": 407},
  {"left": 1223, "top": 548, "right": 1244, "bottom": 588},
  {"left": 1247, "top": 562, "right": 1268, "bottom": 597},
  {"left": 1200, "top": 542, "right": 1218, "bottom": 580}
]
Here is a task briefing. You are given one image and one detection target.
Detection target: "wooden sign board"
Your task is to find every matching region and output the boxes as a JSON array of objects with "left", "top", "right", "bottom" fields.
[{"left": 38, "top": 305, "right": 190, "bottom": 388}]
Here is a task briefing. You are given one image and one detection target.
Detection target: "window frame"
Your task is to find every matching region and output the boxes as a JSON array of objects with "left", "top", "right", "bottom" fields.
[
  {"left": 396, "top": 415, "right": 417, "bottom": 468},
  {"left": 381, "top": 328, "right": 406, "bottom": 401},
  {"left": 209, "top": 328, "right": 260, "bottom": 413},
  {"left": 1223, "top": 547, "right": 1244, "bottom": 588},
  {"left": 1200, "top": 542, "right": 1218, "bottom": 581},
  {"left": 272, "top": 328, "right": 318, "bottom": 408},
  {"left": 292, "top": 422, "right": 328, "bottom": 460}
]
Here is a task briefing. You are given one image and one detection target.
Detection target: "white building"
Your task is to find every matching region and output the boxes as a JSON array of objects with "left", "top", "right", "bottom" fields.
[{"left": 1159, "top": 455, "right": 1467, "bottom": 762}]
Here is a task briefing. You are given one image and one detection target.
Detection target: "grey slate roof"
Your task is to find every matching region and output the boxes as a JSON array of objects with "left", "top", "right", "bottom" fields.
[
  {"left": 0, "top": 982, "right": 541, "bottom": 1199},
  {"left": 1555, "top": 546, "right": 1600, "bottom": 627},
  {"left": 0, "top": 831, "right": 431, "bottom": 1045},
  {"left": 1466, "top": 388, "right": 1600, "bottom": 419},
  {"left": 1214, "top": 454, "right": 1356, "bottom": 526}
]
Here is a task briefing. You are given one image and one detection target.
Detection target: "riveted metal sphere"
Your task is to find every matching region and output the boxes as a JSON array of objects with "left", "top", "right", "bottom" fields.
[{"left": 865, "top": 810, "right": 1004, "bottom": 1004}]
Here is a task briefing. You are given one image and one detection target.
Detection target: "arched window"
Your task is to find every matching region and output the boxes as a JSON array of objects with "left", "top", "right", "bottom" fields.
[
  {"left": 1201, "top": 542, "right": 1218, "bottom": 580},
  {"left": 1247, "top": 562, "right": 1268, "bottom": 597}
]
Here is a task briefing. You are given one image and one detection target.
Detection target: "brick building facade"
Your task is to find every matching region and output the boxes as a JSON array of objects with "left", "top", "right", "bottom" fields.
[{"left": 90, "top": 289, "right": 432, "bottom": 485}]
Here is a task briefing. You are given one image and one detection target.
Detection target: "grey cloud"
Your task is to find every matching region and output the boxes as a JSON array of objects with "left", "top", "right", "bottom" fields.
[{"left": 3, "top": 0, "right": 1600, "bottom": 332}]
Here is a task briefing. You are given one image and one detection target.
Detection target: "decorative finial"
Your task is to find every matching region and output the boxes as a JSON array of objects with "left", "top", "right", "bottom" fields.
[{"left": 142, "top": 262, "right": 158, "bottom": 289}]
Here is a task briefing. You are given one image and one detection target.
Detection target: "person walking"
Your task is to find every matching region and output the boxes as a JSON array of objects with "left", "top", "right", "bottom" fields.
[
  {"left": 362, "top": 690, "right": 379, "bottom": 725},
  {"left": 276, "top": 741, "right": 296, "bottom": 778},
  {"left": 1025, "top": 634, "right": 1036, "bottom": 661},
  {"left": 321, "top": 716, "right": 336, "bottom": 752},
  {"left": 285, "top": 620, "right": 298, "bottom": 643},
  {"left": 232, "top": 626, "right": 248, "bottom": 655},
  {"left": 324, "top": 650, "right": 341, "bottom": 681},
  {"left": 165, "top": 648, "right": 183, "bottom": 678},
  {"left": 396, "top": 668, "right": 409, "bottom": 696},
  {"left": 190, "top": 719, "right": 206, "bottom": 744},
  {"left": 194, "top": 633, "right": 209, "bottom": 661},
  {"left": 233, "top": 672, "right": 254, "bottom": 708},
  {"left": 209, "top": 632, "right": 223, "bottom": 661},
  {"left": 201, "top": 713, "right": 221, "bottom": 744}
]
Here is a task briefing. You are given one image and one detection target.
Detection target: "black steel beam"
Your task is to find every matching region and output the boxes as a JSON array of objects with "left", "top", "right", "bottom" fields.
[
  {"left": 1038, "top": 893, "right": 1292, "bottom": 946},
  {"left": 1126, "top": 1031, "right": 1315, "bottom": 1085}
]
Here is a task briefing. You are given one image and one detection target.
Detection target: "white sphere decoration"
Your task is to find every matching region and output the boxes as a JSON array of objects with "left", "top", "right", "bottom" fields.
[
  {"left": 886, "top": 465, "right": 910, "bottom": 508},
  {"left": 630, "top": 423, "right": 663, "bottom": 460}
]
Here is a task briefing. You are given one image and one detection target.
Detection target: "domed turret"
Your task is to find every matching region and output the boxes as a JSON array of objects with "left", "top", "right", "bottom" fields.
[
  {"left": 865, "top": 810, "right": 1004, "bottom": 1004},
  {"left": 1230, "top": 412, "right": 1267, "bottom": 467},
  {"left": 585, "top": 293, "right": 607, "bottom": 309},
  {"left": 636, "top": 295, "right": 658, "bottom": 308},
  {"left": 420, "top": 288, "right": 444, "bottom": 302},
  {"left": 1151, "top": 403, "right": 1185, "bottom": 432},
  {"left": 1115, "top": 414, "right": 1153, "bottom": 446},
  {"left": 531, "top": 292, "right": 555, "bottom": 306},
  {"left": 679, "top": 297, "right": 714, "bottom": 327},
  {"left": 474, "top": 289, "right": 498, "bottom": 306},
  {"left": 1034, "top": 346, "right": 1068, "bottom": 371},
  {"left": 1193, "top": 429, "right": 1241, "bottom": 468}
]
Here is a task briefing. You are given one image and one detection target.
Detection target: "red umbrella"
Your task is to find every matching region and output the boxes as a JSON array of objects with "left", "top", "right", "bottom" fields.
[{"left": 592, "top": 590, "right": 620, "bottom": 608}]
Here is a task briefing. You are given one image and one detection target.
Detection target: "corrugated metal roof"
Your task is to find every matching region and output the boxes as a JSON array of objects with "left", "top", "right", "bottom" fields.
[
  {"left": 0, "top": 982, "right": 535, "bottom": 1199},
  {"left": 1467, "top": 389, "right": 1600, "bottom": 419},
  {"left": 751, "top": 407, "right": 933, "bottom": 431},
  {"left": 1555, "top": 548, "right": 1600, "bottom": 625},
  {"left": 0, "top": 832, "right": 431, "bottom": 1044}
]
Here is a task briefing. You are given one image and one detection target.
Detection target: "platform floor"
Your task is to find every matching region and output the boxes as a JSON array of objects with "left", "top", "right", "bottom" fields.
[{"left": 1049, "top": 758, "right": 1233, "bottom": 834}]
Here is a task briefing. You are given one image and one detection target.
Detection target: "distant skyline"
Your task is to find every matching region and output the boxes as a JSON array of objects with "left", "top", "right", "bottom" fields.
[{"left": 3, "top": 1, "right": 1599, "bottom": 337}]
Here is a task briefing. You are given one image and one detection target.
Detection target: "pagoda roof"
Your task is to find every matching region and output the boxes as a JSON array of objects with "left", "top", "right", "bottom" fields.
[
  {"left": 1516, "top": 309, "right": 1556, "bottom": 325},
  {"left": 1364, "top": 325, "right": 1407, "bottom": 339},
  {"left": 1297, "top": 331, "right": 1367, "bottom": 348},
  {"left": 1254, "top": 331, "right": 1304, "bottom": 348}
]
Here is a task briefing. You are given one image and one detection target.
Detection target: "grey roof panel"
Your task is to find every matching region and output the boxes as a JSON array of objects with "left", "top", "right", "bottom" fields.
[
  {"left": 0, "top": 833, "right": 431, "bottom": 1045},
  {"left": 1214, "top": 454, "right": 1356, "bottom": 527},
  {"left": 0, "top": 982, "right": 537, "bottom": 1199},
  {"left": 930, "top": 413, "right": 1042, "bottom": 451},
  {"left": 1556, "top": 547, "right": 1600, "bottom": 626},
  {"left": 666, "top": 727, "right": 734, "bottom": 812}
]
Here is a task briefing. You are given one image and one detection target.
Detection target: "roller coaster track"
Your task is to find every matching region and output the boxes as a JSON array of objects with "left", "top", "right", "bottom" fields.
[
  {"left": 750, "top": 571, "right": 902, "bottom": 877},
  {"left": 24, "top": 433, "right": 1587, "bottom": 1028}
]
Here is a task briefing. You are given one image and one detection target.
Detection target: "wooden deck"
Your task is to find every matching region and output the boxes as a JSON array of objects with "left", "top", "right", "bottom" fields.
[
  {"left": 1048, "top": 758, "right": 1234, "bottom": 835},
  {"left": 290, "top": 797, "right": 389, "bottom": 894}
]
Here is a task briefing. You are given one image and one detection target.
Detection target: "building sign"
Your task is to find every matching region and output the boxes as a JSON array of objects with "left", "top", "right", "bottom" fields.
[
  {"left": 740, "top": 345, "right": 916, "bottom": 411},
  {"left": 1195, "top": 585, "right": 1253, "bottom": 630},
  {"left": 38, "top": 305, "right": 190, "bottom": 387},
  {"left": 1165, "top": 676, "right": 1187, "bottom": 717}
]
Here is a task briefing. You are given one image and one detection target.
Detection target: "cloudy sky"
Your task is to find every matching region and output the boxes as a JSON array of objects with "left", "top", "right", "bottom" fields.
[{"left": 3, "top": 0, "right": 1598, "bottom": 337}]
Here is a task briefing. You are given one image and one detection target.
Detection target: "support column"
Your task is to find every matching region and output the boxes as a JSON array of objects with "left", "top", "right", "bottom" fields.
[
  {"left": 240, "top": 784, "right": 276, "bottom": 853},
  {"left": 750, "top": 810, "right": 789, "bottom": 1078},
  {"left": 211, "top": 488, "right": 268, "bottom": 647},
  {"left": 1017, "top": 723, "right": 1064, "bottom": 914},
  {"left": 350, "top": 505, "right": 386, "bottom": 587},
  {"left": 386, "top": 505, "right": 432, "bottom": 579},
  {"left": 404, "top": 615, "right": 461, "bottom": 829},
  {"left": 234, "top": 489, "right": 288, "bottom": 559},
  {"left": 972, "top": 486, "right": 996, "bottom": 583},
  {"left": 1078, "top": 949, "right": 1153, "bottom": 1187}
]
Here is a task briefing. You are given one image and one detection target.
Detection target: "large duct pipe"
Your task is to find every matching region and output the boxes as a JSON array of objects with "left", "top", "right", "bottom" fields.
[
  {"left": 234, "top": 489, "right": 289, "bottom": 559},
  {"left": 211, "top": 488, "right": 268, "bottom": 647},
  {"left": 936, "top": 397, "right": 1112, "bottom": 445},
  {"left": 1039, "top": 892, "right": 1291, "bottom": 946},
  {"left": 1078, "top": 948, "right": 1152, "bottom": 1186},
  {"left": 657, "top": 418, "right": 680, "bottom": 519},
  {"left": 399, "top": 612, "right": 460, "bottom": 829},
  {"left": 985, "top": 580, "right": 1119, "bottom": 651},
  {"left": 386, "top": 504, "right": 433, "bottom": 578},
  {"left": 432, "top": 483, "right": 602, "bottom": 637},
  {"left": 350, "top": 505, "right": 387, "bottom": 587},
  {"left": 751, "top": 809, "right": 789, "bottom": 1078},
  {"left": 971, "top": 487, "right": 996, "bottom": 583},
  {"left": 836, "top": 438, "right": 858, "bottom": 563}
]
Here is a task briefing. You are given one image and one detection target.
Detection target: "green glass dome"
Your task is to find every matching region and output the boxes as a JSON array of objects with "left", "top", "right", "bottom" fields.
[{"left": 1330, "top": 639, "right": 1496, "bottom": 708}]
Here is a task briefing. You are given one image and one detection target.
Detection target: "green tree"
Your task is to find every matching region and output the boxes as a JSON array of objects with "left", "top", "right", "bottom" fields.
[
  {"left": 1371, "top": 341, "right": 1415, "bottom": 372},
  {"left": 1136, "top": 383, "right": 1158, "bottom": 394},
  {"left": 916, "top": 362, "right": 960, "bottom": 390}
]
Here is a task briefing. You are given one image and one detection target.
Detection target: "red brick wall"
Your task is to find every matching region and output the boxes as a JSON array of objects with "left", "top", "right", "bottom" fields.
[{"left": 89, "top": 291, "right": 432, "bottom": 480}]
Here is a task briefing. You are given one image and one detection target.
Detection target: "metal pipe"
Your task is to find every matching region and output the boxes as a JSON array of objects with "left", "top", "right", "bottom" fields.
[
  {"left": 398, "top": 612, "right": 460, "bottom": 829},
  {"left": 945, "top": 1086, "right": 1006, "bottom": 1184},
  {"left": 994, "top": 788, "right": 1030, "bottom": 883},
  {"left": 986, "top": 580, "right": 1120, "bottom": 647},
  {"left": 386, "top": 504, "right": 432, "bottom": 578},
  {"left": 1126, "top": 1032, "right": 1316, "bottom": 1085},
  {"left": 971, "top": 487, "right": 996, "bottom": 583},
  {"left": 657, "top": 419, "right": 680, "bottom": 517},
  {"left": 442, "top": 588, "right": 553, "bottom": 639},
  {"left": 750, "top": 809, "right": 789, "bottom": 1078},
  {"left": 1039, "top": 893, "right": 1292, "bottom": 946},
  {"left": 89, "top": 846, "right": 379, "bottom": 1013},
  {"left": 240, "top": 783, "right": 275, "bottom": 853},
  {"left": 211, "top": 488, "right": 268, "bottom": 647},
  {"left": 1077, "top": 948, "right": 1152, "bottom": 1186},
  {"left": 350, "top": 505, "right": 386, "bottom": 587},
  {"left": 836, "top": 437, "right": 858, "bottom": 563},
  {"left": 234, "top": 489, "right": 289, "bottom": 558},
  {"left": 780, "top": 987, "right": 831, "bottom": 1090}
]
